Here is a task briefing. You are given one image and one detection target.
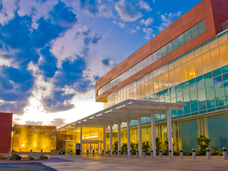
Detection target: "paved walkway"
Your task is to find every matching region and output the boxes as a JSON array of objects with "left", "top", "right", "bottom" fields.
[{"left": 42, "top": 154, "right": 228, "bottom": 171}]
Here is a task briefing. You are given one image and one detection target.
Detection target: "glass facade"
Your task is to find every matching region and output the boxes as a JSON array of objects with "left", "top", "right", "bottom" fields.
[
  {"left": 105, "top": 31, "right": 228, "bottom": 126},
  {"left": 98, "top": 20, "right": 206, "bottom": 96}
]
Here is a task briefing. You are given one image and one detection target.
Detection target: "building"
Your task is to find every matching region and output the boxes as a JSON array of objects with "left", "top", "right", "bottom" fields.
[
  {"left": 0, "top": 112, "right": 13, "bottom": 153},
  {"left": 58, "top": 0, "right": 228, "bottom": 156}
]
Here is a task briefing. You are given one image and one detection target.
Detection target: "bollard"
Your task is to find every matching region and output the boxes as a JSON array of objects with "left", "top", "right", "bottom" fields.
[
  {"left": 19, "top": 149, "right": 21, "bottom": 155},
  {"left": 143, "top": 149, "right": 146, "bottom": 158},
  {"left": 87, "top": 150, "right": 89, "bottom": 156},
  {"left": 41, "top": 150, "right": 43, "bottom": 155},
  {"left": 80, "top": 150, "right": 82, "bottom": 155},
  {"left": 114, "top": 150, "right": 116, "bottom": 157},
  {"left": 93, "top": 150, "right": 95, "bottom": 156},
  {"left": 51, "top": 150, "right": 53, "bottom": 156},
  {"left": 8, "top": 149, "right": 10, "bottom": 155},
  {"left": 150, "top": 150, "right": 153, "bottom": 158},
  {"left": 118, "top": 150, "right": 121, "bottom": 157},
  {"left": 102, "top": 150, "right": 104, "bottom": 156},
  {"left": 61, "top": 149, "right": 63, "bottom": 156},
  {"left": 130, "top": 150, "right": 132, "bottom": 157},
  {"left": 124, "top": 150, "right": 126, "bottom": 157},
  {"left": 159, "top": 149, "right": 162, "bottom": 158},
  {"left": 136, "top": 150, "right": 138, "bottom": 158},
  {"left": 223, "top": 147, "right": 227, "bottom": 160},
  {"left": 30, "top": 150, "right": 32, "bottom": 155},
  {"left": 169, "top": 149, "right": 172, "bottom": 158},
  {"left": 192, "top": 148, "right": 196, "bottom": 159},
  {"left": 109, "top": 150, "right": 111, "bottom": 156},
  {"left": 180, "top": 149, "right": 183, "bottom": 159},
  {"left": 206, "top": 148, "right": 210, "bottom": 159},
  {"left": 71, "top": 150, "right": 72, "bottom": 156}
]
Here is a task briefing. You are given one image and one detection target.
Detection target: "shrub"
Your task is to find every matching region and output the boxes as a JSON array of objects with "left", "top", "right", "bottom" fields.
[{"left": 196, "top": 135, "right": 211, "bottom": 155}]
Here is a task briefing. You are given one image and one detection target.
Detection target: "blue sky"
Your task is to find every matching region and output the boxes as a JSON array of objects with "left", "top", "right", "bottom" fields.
[{"left": 0, "top": 0, "right": 201, "bottom": 127}]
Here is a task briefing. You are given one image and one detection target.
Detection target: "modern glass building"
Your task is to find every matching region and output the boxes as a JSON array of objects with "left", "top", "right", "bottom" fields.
[{"left": 58, "top": 0, "right": 228, "bottom": 155}]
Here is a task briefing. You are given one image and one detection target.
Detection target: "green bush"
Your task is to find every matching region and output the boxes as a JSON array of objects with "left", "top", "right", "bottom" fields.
[
  {"left": 156, "top": 137, "right": 161, "bottom": 155},
  {"left": 196, "top": 135, "right": 211, "bottom": 155},
  {"left": 142, "top": 141, "right": 150, "bottom": 155}
]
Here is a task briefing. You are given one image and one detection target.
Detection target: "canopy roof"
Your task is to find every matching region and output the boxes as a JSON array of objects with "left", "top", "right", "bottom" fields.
[{"left": 58, "top": 99, "right": 185, "bottom": 130}]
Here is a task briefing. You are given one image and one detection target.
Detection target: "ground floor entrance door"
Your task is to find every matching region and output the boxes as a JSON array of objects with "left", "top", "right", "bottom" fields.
[{"left": 82, "top": 142, "right": 100, "bottom": 154}]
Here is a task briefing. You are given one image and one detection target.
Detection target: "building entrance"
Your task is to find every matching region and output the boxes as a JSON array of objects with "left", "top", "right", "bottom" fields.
[{"left": 81, "top": 140, "right": 103, "bottom": 154}]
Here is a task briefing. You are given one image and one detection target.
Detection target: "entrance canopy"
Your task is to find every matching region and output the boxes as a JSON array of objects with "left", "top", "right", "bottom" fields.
[{"left": 59, "top": 99, "right": 185, "bottom": 130}]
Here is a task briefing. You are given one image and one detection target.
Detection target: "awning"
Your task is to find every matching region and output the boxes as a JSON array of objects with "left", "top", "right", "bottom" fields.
[{"left": 58, "top": 99, "right": 185, "bottom": 129}]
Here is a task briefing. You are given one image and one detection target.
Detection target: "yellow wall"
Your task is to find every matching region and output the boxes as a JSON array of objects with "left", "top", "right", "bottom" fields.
[{"left": 12, "top": 125, "right": 56, "bottom": 153}]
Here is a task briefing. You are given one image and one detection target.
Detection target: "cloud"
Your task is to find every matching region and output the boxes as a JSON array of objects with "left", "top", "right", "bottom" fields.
[
  {"left": 25, "top": 120, "right": 43, "bottom": 125},
  {"left": 79, "top": 0, "right": 99, "bottom": 15},
  {"left": 49, "top": 118, "right": 66, "bottom": 127},
  {"left": 139, "top": 0, "right": 152, "bottom": 12},
  {"left": 136, "top": 26, "right": 140, "bottom": 30},
  {"left": 115, "top": 0, "right": 143, "bottom": 22},
  {"left": 143, "top": 27, "right": 153, "bottom": 39},
  {"left": 98, "top": 3, "right": 114, "bottom": 18},
  {"left": 113, "top": 20, "right": 125, "bottom": 28},
  {"left": 157, "top": 11, "right": 181, "bottom": 31},
  {"left": 93, "top": 74, "right": 100, "bottom": 81},
  {"left": 0, "top": 101, "right": 28, "bottom": 115},
  {"left": 101, "top": 58, "right": 116, "bottom": 68},
  {"left": 39, "top": 46, "right": 58, "bottom": 78},
  {"left": 144, "top": 17, "right": 154, "bottom": 27},
  {"left": 41, "top": 90, "right": 76, "bottom": 113}
]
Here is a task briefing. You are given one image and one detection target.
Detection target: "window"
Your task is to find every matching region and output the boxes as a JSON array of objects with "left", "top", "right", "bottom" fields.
[
  {"left": 185, "top": 30, "right": 191, "bottom": 43},
  {"left": 172, "top": 38, "right": 179, "bottom": 50},
  {"left": 198, "top": 20, "right": 206, "bottom": 34},
  {"left": 210, "top": 48, "right": 220, "bottom": 70},
  {"left": 191, "top": 24, "right": 199, "bottom": 39},
  {"left": 219, "top": 42, "right": 228, "bottom": 66}
]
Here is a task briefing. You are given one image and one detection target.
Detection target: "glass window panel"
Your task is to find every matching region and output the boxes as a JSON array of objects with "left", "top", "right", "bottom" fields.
[
  {"left": 140, "top": 84, "right": 145, "bottom": 99},
  {"left": 194, "top": 56, "right": 203, "bottom": 77},
  {"left": 136, "top": 83, "right": 140, "bottom": 100},
  {"left": 174, "top": 59, "right": 180, "bottom": 67},
  {"left": 169, "top": 69, "right": 175, "bottom": 87},
  {"left": 166, "top": 42, "right": 172, "bottom": 54},
  {"left": 223, "top": 81, "right": 228, "bottom": 105},
  {"left": 163, "top": 72, "right": 169, "bottom": 89},
  {"left": 178, "top": 34, "right": 185, "bottom": 47},
  {"left": 183, "top": 94, "right": 191, "bottom": 114},
  {"left": 185, "top": 30, "right": 192, "bottom": 43},
  {"left": 222, "top": 65, "right": 228, "bottom": 74},
  {"left": 198, "top": 89, "right": 207, "bottom": 110},
  {"left": 161, "top": 46, "right": 167, "bottom": 57},
  {"left": 180, "top": 56, "right": 186, "bottom": 64},
  {"left": 214, "top": 83, "right": 225, "bottom": 106},
  {"left": 201, "top": 43, "right": 209, "bottom": 53},
  {"left": 168, "top": 62, "right": 174, "bottom": 70},
  {"left": 187, "top": 52, "right": 193, "bottom": 61},
  {"left": 205, "top": 86, "right": 216, "bottom": 108},
  {"left": 181, "top": 63, "right": 188, "bottom": 82},
  {"left": 163, "top": 65, "right": 169, "bottom": 73},
  {"left": 153, "top": 77, "right": 158, "bottom": 93},
  {"left": 191, "top": 24, "right": 199, "bottom": 39},
  {"left": 143, "top": 58, "right": 148, "bottom": 68},
  {"left": 210, "top": 47, "right": 220, "bottom": 70},
  {"left": 209, "top": 38, "right": 218, "bottom": 49},
  {"left": 197, "top": 82, "right": 205, "bottom": 90},
  {"left": 218, "top": 33, "right": 227, "bottom": 45},
  {"left": 190, "top": 92, "right": 198, "bottom": 112},
  {"left": 219, "top": 42, "right": 228, "bottom": 66},
  {"left": 198, "top": 20, "right": 206, "bottom": 34},
  {"left": 174, "top": 67, "right": 181, "bottom": 85},
  {"left": 205, "top": 79, "right": 213, "bottom": 87},
  {"left": 213, "top": 68, "right": 222, "bottom": 77},
  {"left": 213, "top": 76, "right": 222, "bottom": 85},
  {"left": 193, "top": 48, "right": 201, "bottom": 57},
  {"left": 149, "top": 79, "right": 153, "bottom": 95},
  {"left": 156, "top": 50, "right": 161, "bottom": 60},
  {"left": 190, "top": 84, "right": 196, "bottom": 93},
  {"left": 187, "top": 60, "right": 195, "bottom": 79},
  {"left": 172, "top": 38, "right": 179, "bottom": 50},
  {"left": 202, "top": 52, "right": 211, "bottom": 73},
  {"left": 204, "top": 72, "right": 212, "bottom": 80},
  {"left": 158, "top": 75, "right": 164, "bottom": 91},
  {"left": 223, "top": 73, "right": 228, "bottom": 82}
]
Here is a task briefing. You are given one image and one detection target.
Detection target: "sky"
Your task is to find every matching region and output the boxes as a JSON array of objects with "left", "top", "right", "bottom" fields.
[{"left": 0, "top": 0, "right": 201, "bottom": 127}]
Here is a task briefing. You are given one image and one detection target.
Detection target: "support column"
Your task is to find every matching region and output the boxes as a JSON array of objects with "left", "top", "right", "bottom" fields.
[
  {"left": 118, "top": 121, "right": 121, "bottom": 153},
  {"left": 167, "top": 107, "right": 173, "bottom": 155},
  {"left": 151, "top": 112, "right": 156, "bottom": 157},
  {"left": 127, "top": 118, "right": 130, "bottom": 156},
  {"left": 103, "top": 125, "right": 106, "bottom": 154},
  {"left": 80, "top": 127, "right": 82, "bottom": 151},
  {"left": 138, "top": 115, "right": 142, "bottom": 156},
  {"left": 110, "top": 125, "right": 112, "bottom": 155}
]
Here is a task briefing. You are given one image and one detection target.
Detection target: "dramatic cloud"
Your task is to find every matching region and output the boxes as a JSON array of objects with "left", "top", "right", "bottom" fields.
[
  {"left": 49, "top": 118, "right": 66, "bottom": 127},
  {"left": 157, "top": 11, "right": 181, "bottom": 31},
  {"left": 79, "top": 0, "right": 99, "bottom": 15},
  {"left": 115, "top": 0, "right": 143, "bottom": 22},
  {"left": 42, "top": 90, "right": 76, "bottom": 113}
]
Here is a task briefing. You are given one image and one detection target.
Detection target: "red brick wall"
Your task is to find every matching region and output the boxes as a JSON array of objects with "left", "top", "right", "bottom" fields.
[
  {"left": 96, "top": 0, "right": 228, "bottom": 102},
  {"left": 0, "top": 112, "right": 13, "bottom": 153}
]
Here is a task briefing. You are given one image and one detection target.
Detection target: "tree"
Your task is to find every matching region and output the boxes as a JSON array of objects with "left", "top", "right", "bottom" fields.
[
  {"left": 113, "top": 141, "right": 118, "bottom": 153},
  {"left": 156, "top": 137, "right": 161, "bottom": 154},
  {"left": 196, "top": 135, "right": 211, "bottom": 155},
  {"left": 142, "top": 141, "right": 150, "bottom": 155},
  {"left": 164, "top": 139, "right": 175, "bottom": 154},
  {"left": 130, "top": 142, "right": 138, "bottom": 155},
  {"left": 121, "top": 143, "right": 128, "bottom": 153}
]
